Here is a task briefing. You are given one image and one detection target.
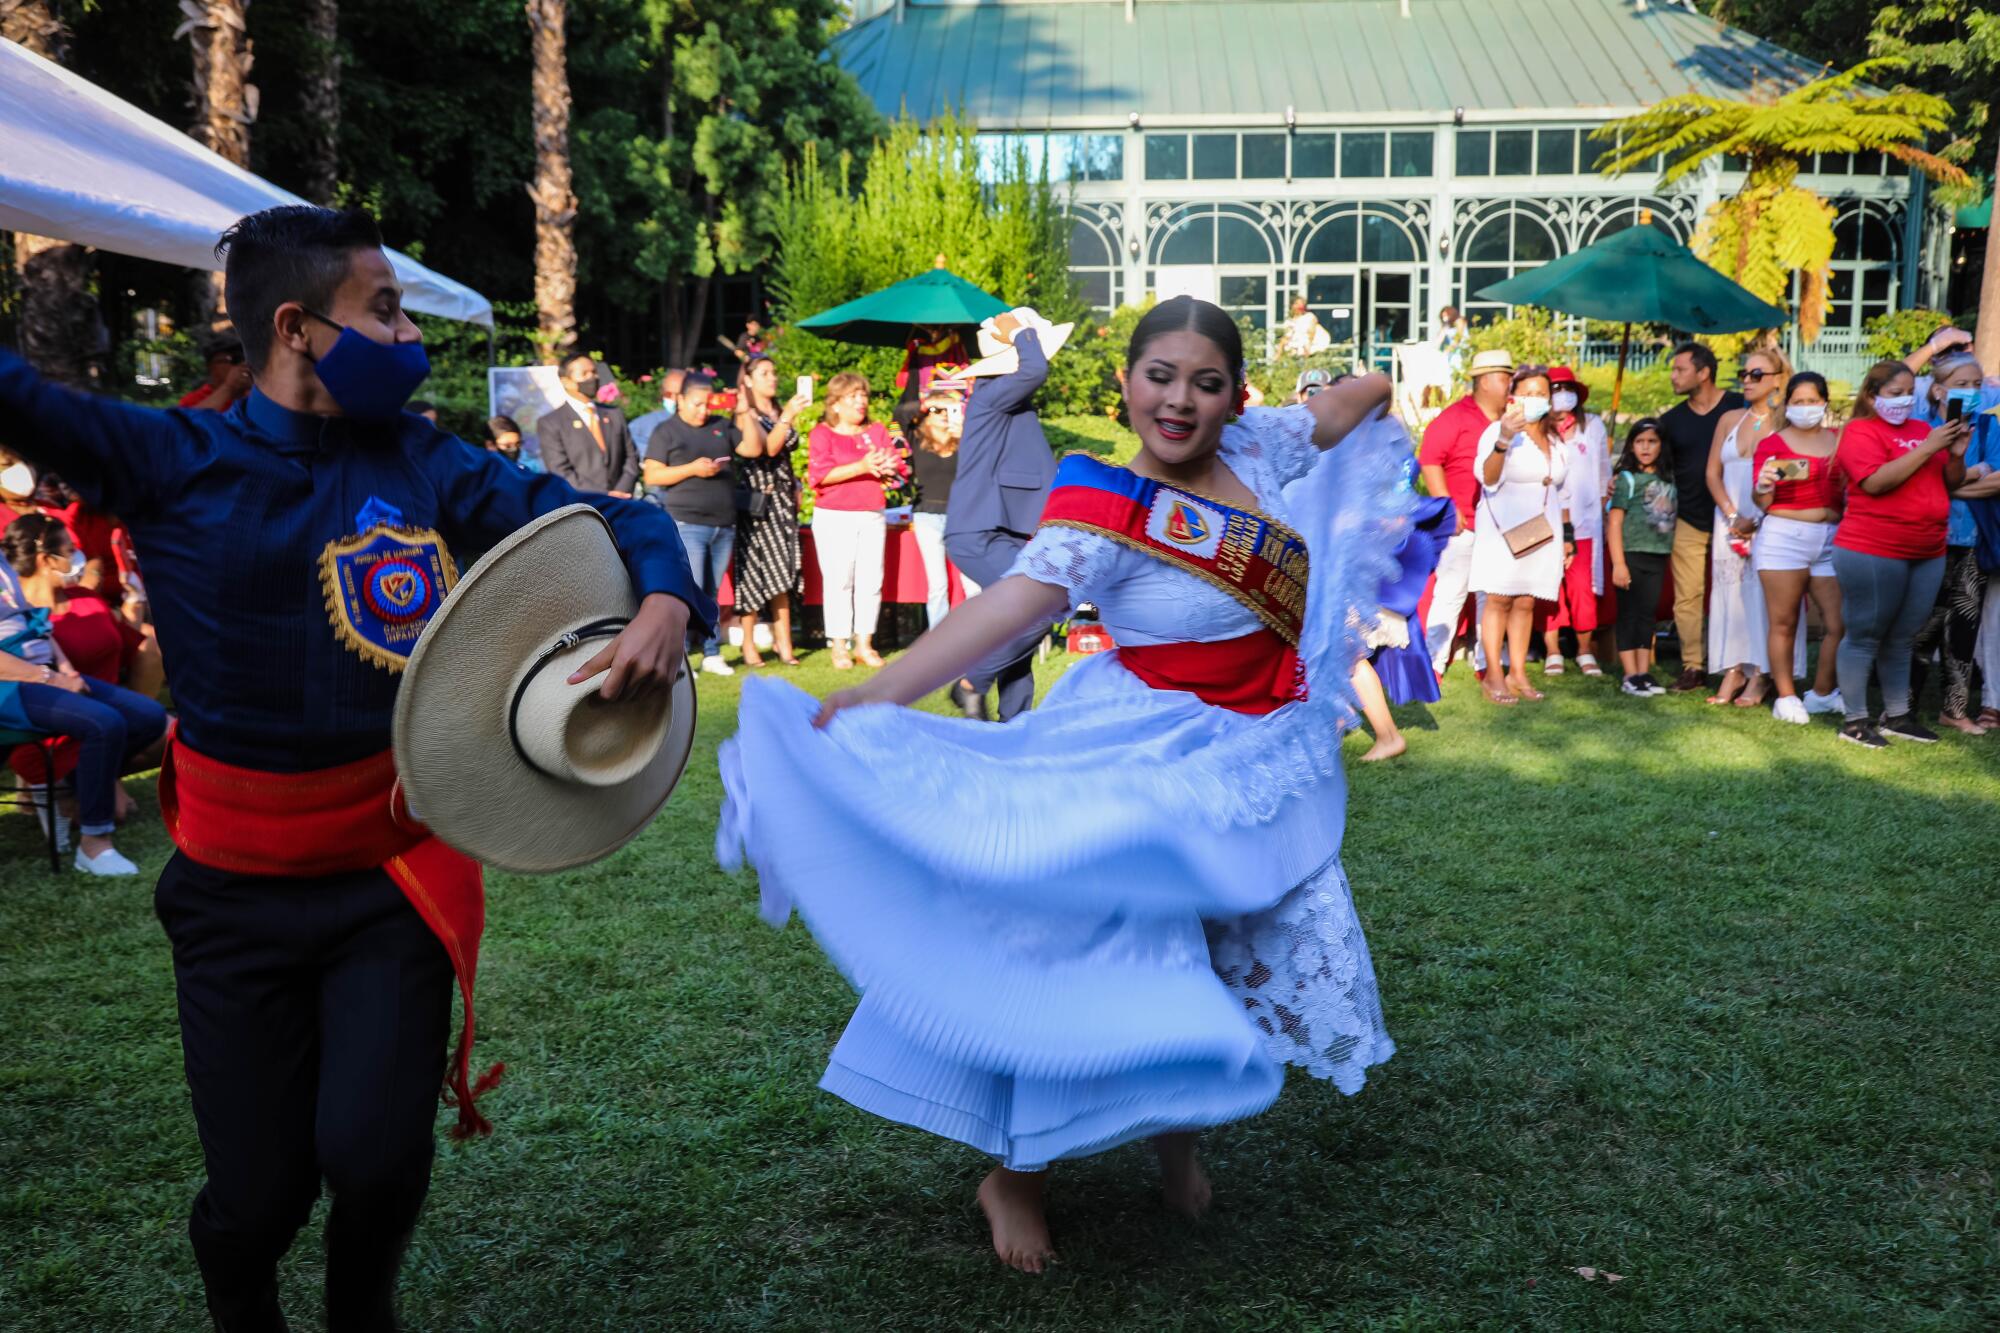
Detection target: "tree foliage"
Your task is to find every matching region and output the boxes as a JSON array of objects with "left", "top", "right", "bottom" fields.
[
  {"left": 763, "top": 115, "right": 1086, "bottom": 398},
  {"left": 1596, "top": 59, "right": 1969, "bottom": 346}
]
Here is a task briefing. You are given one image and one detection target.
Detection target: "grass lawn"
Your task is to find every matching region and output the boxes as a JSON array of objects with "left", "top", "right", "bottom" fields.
[{"left": 4, "top": 630, "right": 2000, "bottom": 1329}]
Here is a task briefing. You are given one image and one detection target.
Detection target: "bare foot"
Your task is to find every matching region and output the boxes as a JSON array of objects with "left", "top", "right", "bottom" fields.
[
  {"left": 113, "top": 781, "right": 138, "bottom": 824},
  {"left": 977, "top": 1168, "right": 1055, "bottom": 1274},
  {"left": 1153, "top": 1133, "right": 1213, "bottom": 1218},
  {"left": 1359, "top": 732, "right": 1407, "bottom": 762}
]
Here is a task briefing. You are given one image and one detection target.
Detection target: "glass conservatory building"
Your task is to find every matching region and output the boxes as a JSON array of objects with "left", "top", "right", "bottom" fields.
[{"left": 836, "top": 0, "right": 1947, "bottom": 378}]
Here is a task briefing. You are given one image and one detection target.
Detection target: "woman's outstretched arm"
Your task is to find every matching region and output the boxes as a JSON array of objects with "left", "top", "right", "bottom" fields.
[
  {"left": 815, "top": 575, "right": 1072, "bottom": 727},
  {"left": 1303, "top": 371, "right": 1392, "bottom": 448}
]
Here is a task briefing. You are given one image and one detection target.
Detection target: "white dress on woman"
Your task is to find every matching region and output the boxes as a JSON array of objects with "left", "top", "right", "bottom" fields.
[
  {"left": 1708, "top": 414, "right": 1805, "bottom": 676},
  {"left": 718, "top": 407, "right": 1410, "bottom": 1170},
  {"left": 1470, "top": 422, "right": 1569, "bottom": 599}
]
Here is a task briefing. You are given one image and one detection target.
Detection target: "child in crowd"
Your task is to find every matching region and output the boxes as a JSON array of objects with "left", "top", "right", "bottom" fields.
[{"left": 1607, "top": 418, "right": 1677, "bottom": 696}]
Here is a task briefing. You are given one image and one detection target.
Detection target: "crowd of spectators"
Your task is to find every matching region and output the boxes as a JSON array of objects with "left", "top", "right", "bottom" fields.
[{"left": 1418, "top": 324, "right": 2000, "bottom": 748}]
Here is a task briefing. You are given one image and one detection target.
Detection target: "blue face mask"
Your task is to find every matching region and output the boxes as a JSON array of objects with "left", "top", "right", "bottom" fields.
[
  {"left": 305, "top": 310, "right": 431, "bottom": 421},
  {"left": 1946, "top": 388, "right": 1981, "bottom": 420}
]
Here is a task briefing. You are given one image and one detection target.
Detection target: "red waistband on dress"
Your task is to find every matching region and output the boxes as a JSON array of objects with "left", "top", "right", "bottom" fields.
[
  {"left": 160, "top": 726, "right": 502, "bottom": 1138},
  {"left": 1117, "top": 628, "right": 1308, "bottom": 715}
]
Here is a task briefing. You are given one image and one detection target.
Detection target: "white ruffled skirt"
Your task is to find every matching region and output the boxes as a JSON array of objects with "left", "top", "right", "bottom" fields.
[{"left": 719, "top": 655, "right": 1395, "bottom": 1170}]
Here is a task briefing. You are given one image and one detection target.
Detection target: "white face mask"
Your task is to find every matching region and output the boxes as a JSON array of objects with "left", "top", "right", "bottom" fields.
[
  {"left": 60, "top": 551, "right": 85, "bottom": 585},
  {"left": 1874, "top": 394, "right": 1916, "bottom": 425},
  {"left": 0, "top": 462, "right": 35, "bottom": 499},
  {"left": 1551, "top": 390, "right": 1579, "bottom": 413},
  {"left": 1517, "top": 395, "right": 1551, "bottom": 423},
  {"left": 1785, "top": 404, "right": 1826, "bottom": 429}
]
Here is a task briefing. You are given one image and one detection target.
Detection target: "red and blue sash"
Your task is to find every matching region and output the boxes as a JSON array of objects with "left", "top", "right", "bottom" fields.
[{"left": 1038, "top": 454, "right": 1311, "bottom": 713}]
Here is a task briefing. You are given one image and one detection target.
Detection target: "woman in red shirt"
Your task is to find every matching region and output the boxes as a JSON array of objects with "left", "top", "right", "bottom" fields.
[
  {"left": 1829, "top": 360, "right": 1971, "bottom": 747},
  {"left": 1749, "top": 371, "right": 1845, "bottom": 724},
  {"left": 807, "top": 372, "right": 909, "bottom": 670}
]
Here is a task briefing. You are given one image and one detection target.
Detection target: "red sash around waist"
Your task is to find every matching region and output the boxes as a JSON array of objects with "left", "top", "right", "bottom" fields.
[
  {"left": 159, "top": 731, "right": 502, "bottom": 1138},
  {"left": 1118, "top": 628, "right": 1307, "bottom": 715}
]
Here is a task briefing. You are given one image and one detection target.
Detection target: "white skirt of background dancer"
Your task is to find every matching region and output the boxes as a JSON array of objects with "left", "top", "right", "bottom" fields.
[{"left": 719, "top": 406, "right": 1412, "bottom": 1168}]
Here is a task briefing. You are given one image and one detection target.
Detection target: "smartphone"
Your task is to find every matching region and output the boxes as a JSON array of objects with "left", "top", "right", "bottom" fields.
[
  {"left": 1773, "top": 458, "right": 1811, "bottom": 482},
  {"left": 1945, "top": 397, "right": 1965, "bottom": 423},
  {"left": 796, "top": 375, "right": 814, "bottom": 402}
]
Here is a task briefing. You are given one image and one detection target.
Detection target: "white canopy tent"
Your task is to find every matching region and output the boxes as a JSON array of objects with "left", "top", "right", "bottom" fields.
[{"left": 0, "top": 38, "right": 493, "bottom": 326}]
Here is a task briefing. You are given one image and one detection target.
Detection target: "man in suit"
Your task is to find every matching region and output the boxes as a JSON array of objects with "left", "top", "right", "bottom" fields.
[
  {"left": 945, "top": 313, "right": 1056, "bottom": 722},
  {"left": 537, "top": 353, "right": 640, "bottom": 496}
]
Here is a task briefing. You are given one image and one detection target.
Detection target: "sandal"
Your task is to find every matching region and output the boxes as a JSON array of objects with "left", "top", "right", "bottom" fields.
[
  {"left": 1510, "top": 681, "right": 1546, "bottom": 702},
  {"left": 1938, "top": 711, "right": 1989, "bottom": 736},
  {"left": 1543, "top": 655, "right": 1566, "bottom": 676},
  {"left": 829, "top": 640, "right": 854, "bottom": 671},
  {"left": 1481, "top": 677, "right": 1518, "bottom": 706},
  {"left": 1706, "top": 668, "right": 1745, "bottom": 706},
  {"left": 854, "top": 645, "right": 885, "bottom": 668},
  {"left": 1576, "top": 655, "right": 1604, "bottom": 678},
  {"left": 1977, "top": 708, "right": 2000, "bottom": 731},
  {"left": 1733, "top": 673, "right": 1767, "bottom": 708}
]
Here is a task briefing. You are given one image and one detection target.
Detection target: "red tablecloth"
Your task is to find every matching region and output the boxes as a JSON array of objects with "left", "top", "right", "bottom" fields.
[{"left": 717, "top": 525, "right": 967, "bottom": 611}]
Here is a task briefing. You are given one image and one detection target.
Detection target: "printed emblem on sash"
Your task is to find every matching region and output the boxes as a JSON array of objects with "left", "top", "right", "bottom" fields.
[
  {"left": 1148, "top": 492, "right": 1222, "bottom": 558},
  {"left": 319, "top": 525, "right": 457, "bottom": 672}
]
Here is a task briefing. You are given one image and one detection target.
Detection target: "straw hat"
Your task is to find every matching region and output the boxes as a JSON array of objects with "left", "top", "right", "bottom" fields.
[
  {"left": 1468, "top": 348, "right": 1515, "bottom": 379},
  {"left": 963, "top": 306, "right": 1074, "bottom": 378},
  {"left": 393, "top": 504, "right": 697, "bottom": 873}
]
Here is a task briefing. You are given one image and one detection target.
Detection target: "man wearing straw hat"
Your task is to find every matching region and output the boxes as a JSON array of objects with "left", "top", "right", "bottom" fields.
[{"left": 0, "top": 204, "right": 713, "bottom": 1332}]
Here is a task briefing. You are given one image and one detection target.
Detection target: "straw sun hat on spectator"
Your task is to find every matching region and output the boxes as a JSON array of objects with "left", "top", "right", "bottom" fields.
[
  {"left": 1468, "top": 349, "right": 1515, "bottom": 379},
  {"left": 393, "top": 504, "right": 697, "bottom": 873}
]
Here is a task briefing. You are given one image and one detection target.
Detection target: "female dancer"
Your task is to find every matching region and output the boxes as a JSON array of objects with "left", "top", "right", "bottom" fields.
[{"left": 720, "top": 297, "right": 1409, "bottom": 1272}]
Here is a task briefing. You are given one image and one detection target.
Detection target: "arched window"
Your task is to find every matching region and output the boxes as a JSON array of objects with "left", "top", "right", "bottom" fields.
[
  {"left": 1066, "top": 210, "right": 1124, "bottom": 315},
  {"left": 1454, "top": 201, "right": 1562, "bottom": 322},
  {"left": 1815, "top": 203, "right": 1900, "bottom": 337},
  {"left": 1582, "top": 198, "right": 1688, "bottom": 247},
  {"left": 1147, "top": 203, "right": 1281, "bottom": 330}
]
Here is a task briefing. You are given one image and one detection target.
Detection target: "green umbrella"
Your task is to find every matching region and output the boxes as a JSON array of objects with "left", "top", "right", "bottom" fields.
[
  {"left": 795, "top": 267, "right": 1010, "bottom": 347},
  {"left": 1475, "top": 222, "right": 1789, "bottom": 417}
]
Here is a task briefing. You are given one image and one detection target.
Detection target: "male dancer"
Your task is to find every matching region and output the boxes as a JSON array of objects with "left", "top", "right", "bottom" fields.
[
  {"left": 945, "top": 314, "right": 1055, "bottom": 720},
  {"left": 0, "top": 205, "right": 711, "bottom": 1331}
]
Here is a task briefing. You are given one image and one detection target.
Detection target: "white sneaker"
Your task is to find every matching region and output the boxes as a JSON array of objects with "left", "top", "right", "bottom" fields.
[
  {"left": 75, "top": 845, "right": 139, "bottom": 876},
  {"left": 700, "top": 654, "right": 736, "bottom": 677},
  {"left": 1772, "top": 695, "right": 1810, "bottom": 725},
  {"left": 1803, "top": 689, "right": 1843, "bottom": 715}
]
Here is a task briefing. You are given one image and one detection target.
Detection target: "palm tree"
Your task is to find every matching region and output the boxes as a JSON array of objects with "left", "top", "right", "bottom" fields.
[
  {"left": 526, "top": 0, "right": 578, "bottom": 362},
  {"left": 1596, "top": 59, "right": 1968, "bottom": 344},
  {"left": 299, "top": 0, "right": 341, "bottom": 205},
  {"left": 176, "top": 0, "right": 257, "bottom": 329},
  {"left": 3, "top": 0, "right": 103, "bottom": 387}
]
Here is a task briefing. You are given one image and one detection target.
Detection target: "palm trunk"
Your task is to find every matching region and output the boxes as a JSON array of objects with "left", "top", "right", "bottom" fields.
[
  {"left": 179, "top": 0, "right": 257, "bottom": 332},
  {"left": 4, "top": 0, "right": 102, "bottom": 387},
  {"left": 1976, "top": 137, "right": 2000, "bottom": 374},
  {"left": 299, "top": 0, "right": 340, "bottom": 205},
  {"left": 526, "top": 0, "right": 577, "bottom": 363}
]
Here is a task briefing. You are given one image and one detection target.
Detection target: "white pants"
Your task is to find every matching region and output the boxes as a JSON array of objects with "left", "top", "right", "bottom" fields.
[
  {"left": 812, "top": 508, "right": 886, "bottom": 640},
  {"left": 1979, "top": 578, "right": 2000, "bottom": 712},
  {"left": 910, "top": 511, "right": 978, "bottom": 629},
  {"left": 1425, "top": 528, "right": 1485, "bottom": 673}
]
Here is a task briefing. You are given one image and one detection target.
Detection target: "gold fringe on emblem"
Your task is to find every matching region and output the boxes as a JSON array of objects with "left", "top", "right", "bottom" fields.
[{"left": 317, "top": 524, "right": 460, "bottom": 674}]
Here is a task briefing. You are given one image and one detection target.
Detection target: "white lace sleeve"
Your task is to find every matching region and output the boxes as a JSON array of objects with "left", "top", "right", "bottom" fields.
[
  {"left": 1008, "top": 525, "right": 1126, "bottom": 602},
  {"left": 1232, "top": 404, "right": 1321, "bottom": 488}
]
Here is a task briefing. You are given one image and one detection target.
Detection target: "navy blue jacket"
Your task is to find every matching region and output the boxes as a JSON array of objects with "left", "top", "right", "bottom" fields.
[
  {"left": 946, "top": 328, "right": 1056, "bottom": 541},
  {"left": 0, "top": 349, "right": 712, "bottom": 771}
]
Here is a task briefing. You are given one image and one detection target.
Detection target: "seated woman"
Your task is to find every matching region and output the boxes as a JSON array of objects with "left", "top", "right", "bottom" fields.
[{"left": 0, "top": 514, "right": 168, "bottom": 875}]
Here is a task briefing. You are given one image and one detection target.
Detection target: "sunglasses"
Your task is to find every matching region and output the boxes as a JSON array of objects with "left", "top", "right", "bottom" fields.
[{"left": 1739, "top": 368, "right": 1775, "bottom": 383}]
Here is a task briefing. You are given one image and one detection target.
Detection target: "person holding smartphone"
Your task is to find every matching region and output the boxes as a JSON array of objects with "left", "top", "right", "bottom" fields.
[
  {"left": 1750, "top": 372, "right": 1845, "bottom": 724},
  {"left": 1828, "top": 361, "right": 1971, "bottom": 748},
  {"left": 1907, "top": 349, "right": 2000, "bottom": 733},
  {"left": 1469, "top": 365, "right": 1570, "bottom": 704}
]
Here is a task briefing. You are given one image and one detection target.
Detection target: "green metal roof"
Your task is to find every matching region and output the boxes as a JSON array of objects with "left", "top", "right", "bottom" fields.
[{"left": 833, "top": 0, "right": 1828, "bottom": 129}]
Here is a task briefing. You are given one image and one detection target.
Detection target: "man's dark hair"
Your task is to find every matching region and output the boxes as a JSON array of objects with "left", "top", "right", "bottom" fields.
[
  {"left": 1672, "top": 340, "right": 1718, "bottom": 382},
  {"left": 681, "top": 372, "right": 715, "bottom": 393},
  {"left": 487, "top": 414, "right": 521, "bottom": 438},
  {"left": 215, "top": 206, "right": 385, "bottom": 371},
  {"left": 560, "top": 352, "right": 596, "bottom": 379}
]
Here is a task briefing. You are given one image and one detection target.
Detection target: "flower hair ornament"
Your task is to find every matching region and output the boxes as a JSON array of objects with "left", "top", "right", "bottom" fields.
[{"left": 1230, "top": 376, "right": 1251, "bottom": 423}]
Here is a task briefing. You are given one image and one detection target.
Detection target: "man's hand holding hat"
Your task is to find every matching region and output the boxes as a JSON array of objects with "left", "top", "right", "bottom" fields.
[{"left": 567, "top": 592, "right": 692, "bottom": 699}]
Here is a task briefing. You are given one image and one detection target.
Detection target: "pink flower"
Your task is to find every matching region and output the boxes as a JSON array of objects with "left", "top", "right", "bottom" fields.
[
  {"left": 596, "top": 383, "right": 622, "bottom": 404},
  {"left": 639, "top": 374, "right": 654, "bottom": 384}
]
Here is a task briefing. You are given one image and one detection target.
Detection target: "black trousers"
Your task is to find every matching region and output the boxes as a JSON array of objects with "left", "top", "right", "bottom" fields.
[
  {"left": 1616, "top": 551, "right": 1670, "bottom": 653},
  {"left": 945, "top": 528, "right": 1043, "bottom": 722},
  {"left": 154, "top": 853, "right": 453, "bottom": 1333}
]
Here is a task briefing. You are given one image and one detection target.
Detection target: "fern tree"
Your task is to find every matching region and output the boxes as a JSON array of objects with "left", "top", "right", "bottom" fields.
[{"left": 1595, "top": 58, "right": 1968, "bottom": 346}]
